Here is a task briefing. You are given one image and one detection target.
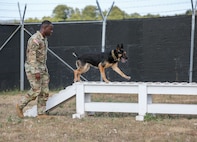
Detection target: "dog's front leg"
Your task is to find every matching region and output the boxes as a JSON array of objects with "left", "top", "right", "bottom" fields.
[
  {"left": 111, "top": 64, "right": 131, "bottom": 80},
  {"left": 98, "top": 63, "right": 110, "bottom": 83},
  {"left": 74, "top": 70, "right": 80, "bottom": 82}
]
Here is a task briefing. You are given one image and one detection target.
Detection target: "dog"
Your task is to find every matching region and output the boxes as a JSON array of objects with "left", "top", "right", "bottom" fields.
[{"left": 73, "top": 44, "right": 131, "bottom": 83}]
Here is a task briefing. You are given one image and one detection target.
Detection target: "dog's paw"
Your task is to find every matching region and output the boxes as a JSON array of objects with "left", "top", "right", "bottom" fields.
[
  {"left": 73, "top": 79, "right": 79, "bottom": 83},
  {"left": 103, "top": 80, "right": 110, "bottom": 83},
  {"left": 125, "top": 76, "right": 131, "bottom": 80}
]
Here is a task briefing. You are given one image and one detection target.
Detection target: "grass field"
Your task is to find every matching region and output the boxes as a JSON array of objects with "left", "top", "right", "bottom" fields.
[{"left": 0, "top": 91, "right": 197, "bottom": 142}]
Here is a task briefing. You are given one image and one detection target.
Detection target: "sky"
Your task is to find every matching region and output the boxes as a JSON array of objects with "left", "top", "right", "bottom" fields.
[{"left": 0, "top": 0, "right": 193, "bottom": 21}]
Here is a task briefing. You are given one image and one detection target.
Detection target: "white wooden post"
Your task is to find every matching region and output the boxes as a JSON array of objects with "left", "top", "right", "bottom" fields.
[
  {"left": 72, "top": 83, "right": 85, "bottom": 118},
  {"left": 136, "top": 83, "right": 147, "bottom": 121}
]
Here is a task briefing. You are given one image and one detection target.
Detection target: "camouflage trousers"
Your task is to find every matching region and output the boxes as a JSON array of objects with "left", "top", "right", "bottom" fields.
[{"left": 19, "top": 69, "right": 50, "bottom": 115}]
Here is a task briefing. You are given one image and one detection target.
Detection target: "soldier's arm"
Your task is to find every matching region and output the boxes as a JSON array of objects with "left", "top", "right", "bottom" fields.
[{"left": 27, "top": 38, "right": 40, "bottom": 74}]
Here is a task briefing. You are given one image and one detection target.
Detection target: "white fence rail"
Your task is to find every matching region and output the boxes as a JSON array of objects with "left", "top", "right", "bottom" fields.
[{"left": 72, "top": 82, "right": 197, "bottom": 121}]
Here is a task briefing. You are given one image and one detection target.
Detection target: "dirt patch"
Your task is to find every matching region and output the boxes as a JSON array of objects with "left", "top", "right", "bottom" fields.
[{"left": 0, "top": 92, "right": 197, "bottom": 142}]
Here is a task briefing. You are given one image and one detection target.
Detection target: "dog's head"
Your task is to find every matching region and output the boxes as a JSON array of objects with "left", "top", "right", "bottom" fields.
[{"left": 115, "top": 44, "right": 128, "bottom": 63}]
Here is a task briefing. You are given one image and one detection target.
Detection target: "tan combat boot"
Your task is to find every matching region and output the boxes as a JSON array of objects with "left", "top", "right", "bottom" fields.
[{"left": 16, "top": 104, "right": 24, "bottom": 118}]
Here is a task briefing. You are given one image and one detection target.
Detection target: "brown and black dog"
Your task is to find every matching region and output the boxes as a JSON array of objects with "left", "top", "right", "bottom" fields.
[{"left": 73, "top": 44, "right": 131, "bottom": 83}]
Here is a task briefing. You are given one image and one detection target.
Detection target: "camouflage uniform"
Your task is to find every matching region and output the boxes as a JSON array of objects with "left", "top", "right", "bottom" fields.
[{"left": 18, "top": 31, "right": 50, "bottom": 115}]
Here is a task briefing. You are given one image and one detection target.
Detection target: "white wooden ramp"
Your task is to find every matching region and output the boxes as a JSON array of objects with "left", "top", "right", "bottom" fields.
[{"left": 24, "top": 84, "right": 76, "bottom": 117}]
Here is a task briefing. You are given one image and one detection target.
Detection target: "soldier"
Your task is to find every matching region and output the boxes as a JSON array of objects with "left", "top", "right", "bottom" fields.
[{"left": 16, "top": 20, "right": 54, "bottom": 118}]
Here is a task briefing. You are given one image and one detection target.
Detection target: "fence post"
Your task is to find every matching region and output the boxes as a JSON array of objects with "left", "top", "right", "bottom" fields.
[
  {"left": 96, "top": 0, "right": 114, "bottom": 53},
  {"left": 189, "top": 0, "right": 197, "bottom": 82},
  {"left": 136, "top": 83, "right": 147, "bottom": 121},
  {"left": 18, "top": 2, "right": 27, "bottom": 91},
  {"left": 72, "top": 83, "right": 85, "bottom": 118}
]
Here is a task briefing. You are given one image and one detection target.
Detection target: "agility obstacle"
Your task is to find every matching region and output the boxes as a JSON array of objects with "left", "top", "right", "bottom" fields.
[
  {"left": 24, "top": 81, "right": 197, "bottom": 121},
  {"left": 24, "top": 85, "right": 76, "bottom": 117}
]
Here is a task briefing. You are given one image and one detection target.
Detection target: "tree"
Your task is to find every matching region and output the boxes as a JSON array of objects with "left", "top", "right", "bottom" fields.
[
  {"left": 42, "top": 16, "right": 58, "bottom": 22},
  {"left": 108, "top": 6, "right": 128, "bottom": 20},
  {"left": 52, "top": 5, "right": 74, "bottom": 21},
  {"left": 25, "top": 17, "right": 41, "bottom": 23},
  {"left": 24, "top": 4, "right": 182, "bottom": 23},
  {"left": 69, "top": 8, "right": 82, "bottom": 21},
  {"left": 143, "top": 13, "right": 160, "bottom": 18},
  {"left": 81, "top": 5, "right": 99, "bottom": 20},
  {"left": 185, "top": 10, "right": 192, "bottom": 15},
  {"left": 130, "top": 13, "right": 141, "bottom": 18}
]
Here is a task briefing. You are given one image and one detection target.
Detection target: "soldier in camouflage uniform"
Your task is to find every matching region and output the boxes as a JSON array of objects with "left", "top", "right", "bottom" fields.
[{"left": 16, "top": 20, "right": 54, "bottom": 118}]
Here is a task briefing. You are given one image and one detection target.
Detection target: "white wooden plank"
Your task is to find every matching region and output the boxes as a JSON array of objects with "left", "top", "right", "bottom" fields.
[
  {"left": 148, "top": 104, "right": 197, "bottom": 114},
  {"left": 147, "top": 86, "right": 197, "bottom": 95},
  {"left": 85, "top": 102, "right": 138, "bottom": 113},
  {"left": 84, "top": 85, "right": 138, "bottom": 94},
  {"left": 46, "top": 85, "right": 76, "bottom": 110}
]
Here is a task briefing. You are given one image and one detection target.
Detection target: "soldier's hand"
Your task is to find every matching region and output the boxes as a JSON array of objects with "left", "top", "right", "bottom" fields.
[{"left": 35, "top": 73, "right": 41, "bottom": 80}]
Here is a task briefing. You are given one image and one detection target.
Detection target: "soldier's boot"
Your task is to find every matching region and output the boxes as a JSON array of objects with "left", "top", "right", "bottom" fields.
[{"left": 16, "top": 104, "right": 24, "bottom": 118}]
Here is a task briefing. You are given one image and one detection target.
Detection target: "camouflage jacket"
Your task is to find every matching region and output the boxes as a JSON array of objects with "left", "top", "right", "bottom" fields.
[{"left": 25, "top": 31, "right": 48, "bottom": 74}]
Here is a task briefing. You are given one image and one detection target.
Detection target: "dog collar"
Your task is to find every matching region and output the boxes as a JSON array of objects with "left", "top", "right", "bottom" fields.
[{"left": 111, "top": 50, "right": 119, "bottom": 61}]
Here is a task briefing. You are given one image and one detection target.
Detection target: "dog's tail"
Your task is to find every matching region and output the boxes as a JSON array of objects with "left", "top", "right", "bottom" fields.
[{"left": 72, "top": 52, "right": 78, "bottom": 58}]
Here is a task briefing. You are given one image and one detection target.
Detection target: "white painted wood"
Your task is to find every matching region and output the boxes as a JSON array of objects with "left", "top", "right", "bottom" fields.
[
  {"left": 24, "top": 84, "right": 76, "bottom": 117},
  {"left": 83, "top": 82, "right": 138, "bottom": 92},
  {"left": 74, "top": 83, "right": 85, "bottom": 118},
  {"left": 46, "top": 85, "right": 76, "bottom": 110},
  {"left": 84, "top": 84, "right": 139, "bottom": 94},
  {"left": 73, "top": 81, "right": 197, "bottom": 121},
  {"left": 85, "top": 102, "right": 138, "bottom": 113},
  {"left": 148, "top": 104, "right": 197, "bottom": 114},
  {"left": 72, "top": 113, "right": 85, "bottom": 119},
  {"left": 24, "top": 105, "right": 37, "bottom": 117},
  {"left": 147, "top": 83, "right": 197, "bottom": 95},
  {"left": 137, "top": 83, "right": 147, "bottom": 121},
  {"left": 136, "top": 115, "right": 145, "bottom": 121},
  {"left": 24, "top": 81, "right": 197, "bottom": 121}
]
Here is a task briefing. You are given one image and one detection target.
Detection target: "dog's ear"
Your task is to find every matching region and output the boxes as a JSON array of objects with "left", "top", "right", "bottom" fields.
[
  {"left": 116, "top": 44, "right": 123, "bottom": 50},
  {"left": 117, "top": 44, "right": 120, "bottom": 48},
  {"left": 116, "top": 44, "right": 122, "bottom": 50},
  {"left": 121, "top": 43, "right": 123, "bottom": 49}
]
